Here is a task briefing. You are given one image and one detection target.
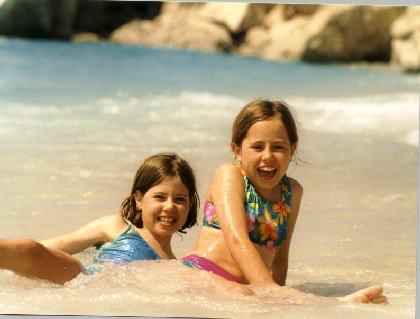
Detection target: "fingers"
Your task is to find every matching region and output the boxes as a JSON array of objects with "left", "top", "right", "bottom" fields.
[
  {"left": 364, "top": 284, "right": 383, "bottom": 297},
  {"left": 364, "top": 285, "right": 388, "bottom": 304},
  {"left": 369, "top": 295, "right": 389, "bottom": 305}
]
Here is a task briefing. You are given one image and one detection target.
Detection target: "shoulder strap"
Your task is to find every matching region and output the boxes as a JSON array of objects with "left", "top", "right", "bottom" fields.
[{"left": 123, "top": 217, "right": 134, "bottom": 227}]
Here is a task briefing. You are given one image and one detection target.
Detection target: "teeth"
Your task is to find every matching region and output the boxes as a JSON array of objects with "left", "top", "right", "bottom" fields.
[
  {"left": 259, "top": 167, "right": 275, "bottom": 171},
  {"left": 158, "top": 217, "right": 176, "bottom": 223}
]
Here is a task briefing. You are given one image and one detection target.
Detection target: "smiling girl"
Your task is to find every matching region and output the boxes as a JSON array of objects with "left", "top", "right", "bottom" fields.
[
  {"left": 0, "top": 153, "right": 198, "bottom": 284},
  {"left": 181, "top": 99, "right": 387, "bottom": 304}
]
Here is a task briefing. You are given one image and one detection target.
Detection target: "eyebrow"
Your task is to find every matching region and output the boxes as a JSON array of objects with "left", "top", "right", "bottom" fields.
[
  {"left": 152, "top": 191, "right": 188, "bottom": 197},
  {"left": 249, "top": 140, "right": 289, "bottom": 144}
]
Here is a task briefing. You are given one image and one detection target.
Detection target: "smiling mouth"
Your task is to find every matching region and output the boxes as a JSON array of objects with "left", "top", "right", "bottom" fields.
[
  {"left": 157, "top": 216, "right": 177, "bottom": 225},
  {"left": 258, "top": 167, "right": 276, "bottom": 179}
]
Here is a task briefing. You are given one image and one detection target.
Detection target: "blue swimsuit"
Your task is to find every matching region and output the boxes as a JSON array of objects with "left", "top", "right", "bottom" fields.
[
  {"left": 83, "top": 222, "right": 161, "bottom": 275},
  {"left": 203, "top": 170, "right": 292, "bottom": 253}
]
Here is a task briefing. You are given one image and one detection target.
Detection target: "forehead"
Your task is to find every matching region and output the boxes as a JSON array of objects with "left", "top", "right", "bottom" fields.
[
  {"left": 246, "top": 118, "right": 288, "bottom": 138},
  {"left": 150, "top": 176, "right": 188, "bottom": 192}
]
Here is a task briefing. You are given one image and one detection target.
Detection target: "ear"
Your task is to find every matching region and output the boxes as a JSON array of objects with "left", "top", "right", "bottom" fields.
[
  {"left": 134, "top": 190, "right": 143, "bottom": 210},
  {"left": 290, "top": 143, "right": 297, "bottom": 160},
  {"left": 232, "top": 143, "right": 242, "bottom": 162}
]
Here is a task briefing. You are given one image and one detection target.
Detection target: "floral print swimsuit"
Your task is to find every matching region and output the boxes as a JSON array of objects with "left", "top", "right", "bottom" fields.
[{"left": 203, "top": 169, "right": 292, "bottom": 253}]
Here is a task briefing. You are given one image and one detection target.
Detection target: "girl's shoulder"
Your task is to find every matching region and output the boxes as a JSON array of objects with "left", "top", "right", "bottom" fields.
[
  {"left": 91, "top": 214, "right": 129, "bottom": 239},
  {"left": 94, "top": 214, "right": 127, "bottom": 225},
  {"left": 207, "top": 163, "right": 245, "bottom": 202},
  {"left": 214, "top": 163, "right": 245, "bottom": 185},
  {"left": 215, "top": 162, "right": 243, "bottom": 177},
  {"left": 287, "top": 176, "right": 303, "bottom": 198}
]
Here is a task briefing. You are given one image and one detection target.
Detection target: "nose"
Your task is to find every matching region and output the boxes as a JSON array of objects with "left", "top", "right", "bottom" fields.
[
  {"left": 163, "top": 198, "right": 175, "bottom": 211},
  {"left": 262, "top": 147, "right": 273, "bottom": 160}
]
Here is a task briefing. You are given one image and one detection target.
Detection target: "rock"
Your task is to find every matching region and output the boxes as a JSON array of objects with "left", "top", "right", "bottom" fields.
[
  {"left": 241, "top": 4, "right": 408, "bottom": 64},
  {"left": 110, "top": 2, "right": 232, "bottom": 52},
  {"left": 198, "top": 2, "right": 273, "bottom": 34},
  {"left": 0, "top": 0, "right": 77, "bottom": 39},
  {"left": 302, "top": 5, "right": 406, "bottom": 62},
  {"left": 0, "top": 1, "right": 417, "bottom": 73},
  {"left": 239, "top": 26, "right": 269, "bottom": 57},
  {"left": 283, "top": 4, "right": 319, "bottom": 20},
  {"left": 390, "top": 6, "right": 420, "bottom": 72},
  {"left": 72, "top": 32, "right": 103, "bottom": 42},
  {"left": 72, "top": 1, "right": 163, "bottom": 38},
  {"left": 241, "top": 15, "right": 315, "bottom": 61},
  {"left": 262, "top": 4, "right": 285, "bottom": 29},
  {"left": 240, "top": 4, "right": 324, "bottom": 60}
]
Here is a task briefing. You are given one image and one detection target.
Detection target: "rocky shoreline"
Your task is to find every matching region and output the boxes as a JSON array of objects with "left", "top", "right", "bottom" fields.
[{"left": 0, "top": 1, "right": 419, "bottom": 73}]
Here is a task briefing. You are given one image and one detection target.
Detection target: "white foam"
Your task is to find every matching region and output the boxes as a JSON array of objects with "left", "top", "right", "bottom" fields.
[
  {"left": 92, "top": 91, "right": 419, "bottom": 146},
  {"left": 0, "top": 259, "right": 412, "bottom": 317},
  {"left": 289, "top": 92, "right": 419, "bottom": 146},
  {"left": 405, "top": 129, "right": 419, "bottom": 146},
  {"left": 97, "top": 91, "right": 245, "bottom": 120},
  {"left": 8, "top": 91, "right": 416, "bottom": 148}
]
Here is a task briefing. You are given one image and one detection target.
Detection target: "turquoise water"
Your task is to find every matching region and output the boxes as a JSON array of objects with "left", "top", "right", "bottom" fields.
[
  {"left": 0, "top": 37, "right": 418, "bottom": 318},
  {"left": 2, "top": 38, "right": 417, "bottom": 104}
]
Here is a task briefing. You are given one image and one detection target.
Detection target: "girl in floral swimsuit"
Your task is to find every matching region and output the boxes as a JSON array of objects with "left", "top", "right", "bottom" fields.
[
  {"left": 202, "top": 170, "right": 292, "bottom": 253},
  {"left": 181, "top": 99, "right": 387, "bottom": 304}
]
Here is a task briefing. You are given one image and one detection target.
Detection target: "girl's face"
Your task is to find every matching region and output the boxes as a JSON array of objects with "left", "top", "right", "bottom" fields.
[
  {"left": 233, "top": 118, "right": 296, "bottom": 201},
  {"left": 136, "top": 176, "right": 190, "bottom": 239}
]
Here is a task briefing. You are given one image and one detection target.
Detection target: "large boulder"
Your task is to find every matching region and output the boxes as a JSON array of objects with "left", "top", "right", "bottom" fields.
[
  {"left": 302, "top": 5, "right": 407, "bottom": 62},
  {"left": 262, "top": 8, "right": 316, "bottom": 60},
  {"left": 109, "top": 2, "right": 232, "bottom": 52},
  {"left": 240, "top": 4, "right": 407, "bottom": 63},
  {"left": 198, "top": 2, "right": 273, "bottom": 34},
  {"left": 239, "top": 4, "right": 326, "bottom": 60},
  {"left": 390, "top": 6, "right": 420, "bottom": 72},
  {"left": 283, "top": 4, "right": 319, "bottom": 20},
  {"left": 72, "top": 1, "right": 163, "bottom": 38},
  {"left": 0, "top": 0, "right": 77, "bottom": 39}
]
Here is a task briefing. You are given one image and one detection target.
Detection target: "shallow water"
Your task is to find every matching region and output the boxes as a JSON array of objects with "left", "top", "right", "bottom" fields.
[
  {"left": 0, "top": 38, "right": 418, "bottom": 318},
  {"left": 0, "top": 258, "right": 414, "bottom": 318}
]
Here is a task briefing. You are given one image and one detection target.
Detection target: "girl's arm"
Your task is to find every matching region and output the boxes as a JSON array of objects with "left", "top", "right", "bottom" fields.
[
  {"left": 209, "top": 164, "right": 275, "bottom": 284},
  {"left": 40, "top": 215, "right": 127, "bottom": 255},
  {"left": 271, "top": 178, "right": 303, "bottom": 286}
]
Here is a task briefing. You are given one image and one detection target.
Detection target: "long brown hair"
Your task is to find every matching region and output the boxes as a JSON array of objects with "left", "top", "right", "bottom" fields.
[
  {"left": 232, "top": 99, "right": 298, "bottom": 146},
  {"left": 120, "top": 153, "right": 199, "bottom": 234},
  {"left": 231, "top": 99, "right": 299, "bottom": 162}
]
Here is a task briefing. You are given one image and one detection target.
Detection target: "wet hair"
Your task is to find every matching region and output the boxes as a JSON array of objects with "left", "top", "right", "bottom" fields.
[
  {"left": 120, "top": 153, "right": 199, "bottom": 234},
  {"left": 231, "top": 99, "right": 299, "bottom": 160}
]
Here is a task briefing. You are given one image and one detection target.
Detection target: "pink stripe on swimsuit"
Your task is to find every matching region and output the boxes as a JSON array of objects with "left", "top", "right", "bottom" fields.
[{"left": 180, "top": 254, "right": 238, "bottom": 282}]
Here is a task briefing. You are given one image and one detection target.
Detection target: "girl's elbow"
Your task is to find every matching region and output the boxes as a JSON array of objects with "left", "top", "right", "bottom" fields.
[{"left": 13, "top": 238, "right": 48, "bottom": 269}]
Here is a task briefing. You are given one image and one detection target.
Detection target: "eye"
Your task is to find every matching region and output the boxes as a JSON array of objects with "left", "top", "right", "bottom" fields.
[{"left": 175, "top": 196, "right": 188, "bottom": 203}]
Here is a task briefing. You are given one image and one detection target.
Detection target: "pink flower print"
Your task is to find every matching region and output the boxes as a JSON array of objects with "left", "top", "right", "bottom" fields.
[
  {"left": 204, "top": 202, "right": 217, "bottom": 223},
  {"left": 262, "top": 240, "right": 276, "bottom": 252},
  {"left": 246, "top": 213, "right": 255, "bottom": 232}
]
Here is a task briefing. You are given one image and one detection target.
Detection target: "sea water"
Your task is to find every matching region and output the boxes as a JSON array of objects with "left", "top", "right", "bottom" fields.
[{"left": 0, "top": 38, "right": 418, "bottom": 318}]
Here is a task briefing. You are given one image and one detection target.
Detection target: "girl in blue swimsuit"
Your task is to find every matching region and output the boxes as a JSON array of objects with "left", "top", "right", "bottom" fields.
[
  {"left": 181, "top": 99, "right": 387, "bottom": 304},
  {"left": 0, "top": 153, "right": 199, "bottom": 284}
]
